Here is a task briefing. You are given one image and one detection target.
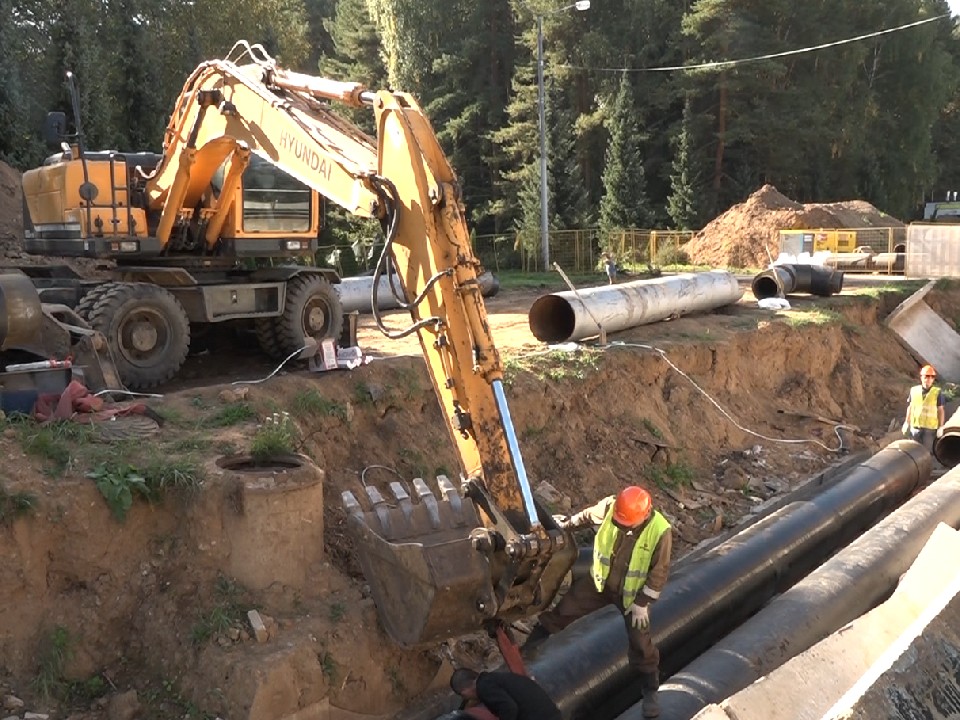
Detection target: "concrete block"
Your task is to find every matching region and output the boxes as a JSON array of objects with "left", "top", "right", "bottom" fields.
[{"left": 885, "top": 280, "right": 960, "bottom": 382}]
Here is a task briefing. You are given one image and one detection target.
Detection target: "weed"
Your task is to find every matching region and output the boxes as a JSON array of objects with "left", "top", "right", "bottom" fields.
[
  {"left": 943, "top": 383, "right": 959, "bottom": 403},
  {"left": 780, "top": 308, "right": 842, "bottom": 327},
  {"left": 320, "top": 651, "right": 338, "bottom": 683},
  {"left": 32, "top": 625, "right": 72, "bottom": 700},
  {"left": 142, "top": 456, "right": 205, "bottom": 494},
  {"left": 191, "top": 576, "right": 248, "bottom": 646},
  {"left": 250, "top": 411, "right": 297, "bottom": 460},
  {"left": 17, "top": 420, "right": 94, "bottom": 474},
  {"left": 0, "top": 484, "right": 36, "bottom": 525},
  {"left": 216, "top": 440, "right": 239, "bottom": 456},
  {"left": 152, "top": 405, "right": 188, "bottom": 427},
  {"left": 387, "top": 666, "right": 406, "bottom": 695},
  {"left": 647, "top": 462, "right": 694, "bottom": 490},
  {"left": 292, "top": 389, "right": 348, "bottom": 421},
  {"left": 641, "top": 418, "right": 663, "bottom": 439},
  {"left": 191, "top": 396, "right": 205, "bottom": 408},
  {"left": 67, "top": 674, "right": 108, "bottom": 703},
  {"left": 208, "top": 403, "right": 257, "bottom": 428},
  {"left": 86, "top": 463, "right": 151, "bottom": 521},
  {"left": 170, "top": 436, "right": 211, "bottom": 453},
  {"left": 329, "top": 602, "right": 346, "bottom": 623},
  {"left": 353, "top": 381, "right": 375, "bottom": 405}
]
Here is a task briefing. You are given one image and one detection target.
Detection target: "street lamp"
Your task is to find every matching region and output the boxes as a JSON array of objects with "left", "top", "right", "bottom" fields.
[{"left": 537, "top": 0, "right": 590, "bottom": 271}]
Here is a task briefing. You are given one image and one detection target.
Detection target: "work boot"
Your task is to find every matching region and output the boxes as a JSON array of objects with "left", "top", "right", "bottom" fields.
[{"left": 639, "top": 671, "right": 660, "bottom": 718}]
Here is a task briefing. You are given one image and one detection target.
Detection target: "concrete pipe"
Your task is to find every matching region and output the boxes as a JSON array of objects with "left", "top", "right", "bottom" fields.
[
  {"left": 337, "top": 271, "right": 499, "bottom": 314},
  {"left": 633, "top": 461, "right": 960, "bottom": 720},
  {"left": 751, "top": 264, "right": 844, "bottom": 300},
  {"left": 934, "top": 405, "right": 960, "bottom": 468},
  {"left": 528, "top": 271, "right": 742, "bottom": 344}
]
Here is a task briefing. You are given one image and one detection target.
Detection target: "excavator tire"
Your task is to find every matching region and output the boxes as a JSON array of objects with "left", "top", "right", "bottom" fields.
[
  {"left": 274, "top": 274, "right": 343, "bottom": 358},
  {"left": 253, "top": 317, "right": 283, "bottom": 360},
  {"left": 82, "top": 282, "right": 190, "bottom": 390}
]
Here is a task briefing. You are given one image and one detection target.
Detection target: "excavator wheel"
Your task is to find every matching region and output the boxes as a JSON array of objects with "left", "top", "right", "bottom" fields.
[
  {"left": 82, "top": 282, "right": 190, "bottom": 390},
  {"left": 253, "top": 318, "right": 284, "bottom": 360},
  {"left": 275, "top": 274, "right": 344, "bottom": 358}
]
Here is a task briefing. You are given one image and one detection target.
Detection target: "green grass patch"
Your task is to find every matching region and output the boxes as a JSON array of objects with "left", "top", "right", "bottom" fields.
[
  {"left": 780, "top": 308, "right": 843, "bottom": 327},
  {"left": 503, "top": 347, "right": 602, "bottom": 384},
  {"left": 0, "top": 484, "right": 36, "bottom": 525},
  {"left": 86, "top": 463, "right": 151, "bottom": 521},
  {"left": 641, "top": 418, "right": 663, "bottom": 439},
  {"left": 16, "top": 420, "right": 95, "bottom": 474},
  {"left": 250, "top": 412, "right": 297, "bottom": 460},
  {"left": 32, "top": 625, "right": 72, "bottom": 700},
  {"left": 647, "top": 462, "right": 694, "bottom": 490},
  {"left": 292, "top": 389, "right": 349, "bottom": 421},
  {"left": 329, "top": 602, "right": 346, "bottom": 623},
  {"left": 495, "top": 270, "right": 602, "bottom": 291},
  {"left": 207, "top": 402, "right": 257, "bottom": 428},
  {"left": 142, "top": 456, "right": 205, "bottom": 494}
]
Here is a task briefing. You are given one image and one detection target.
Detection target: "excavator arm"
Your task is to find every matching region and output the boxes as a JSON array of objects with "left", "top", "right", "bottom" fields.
[{"left": 150, "top": 41, "right": 575, "bottom": 645}]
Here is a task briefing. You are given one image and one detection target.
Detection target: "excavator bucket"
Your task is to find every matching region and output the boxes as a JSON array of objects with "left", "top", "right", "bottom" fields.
[{"left": 342, "top": 475, "right": 498, "bottom": 646}]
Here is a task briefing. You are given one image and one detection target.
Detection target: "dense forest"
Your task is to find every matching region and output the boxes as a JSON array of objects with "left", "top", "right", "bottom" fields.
[{"left": 2, "top": 0, "right": 960, "bottom": 248}]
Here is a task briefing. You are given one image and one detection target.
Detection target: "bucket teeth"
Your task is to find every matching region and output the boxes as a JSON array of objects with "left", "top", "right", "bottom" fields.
[{"left": 340, "top": 475, "right": 480, "bottom": 541}]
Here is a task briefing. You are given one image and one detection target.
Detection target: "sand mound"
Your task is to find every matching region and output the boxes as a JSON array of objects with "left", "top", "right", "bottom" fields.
[{"left": 684, "top": 185, "right": 903, "bottom": 269}]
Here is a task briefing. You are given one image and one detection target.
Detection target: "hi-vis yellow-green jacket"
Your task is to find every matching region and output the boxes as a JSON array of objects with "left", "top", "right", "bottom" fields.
[{"left": 592, "top": 507, "right": 671, "bottom": 608}]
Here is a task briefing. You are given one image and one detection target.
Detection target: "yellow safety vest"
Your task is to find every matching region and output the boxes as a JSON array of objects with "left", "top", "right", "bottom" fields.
[
  {"left": 909, "top": 385, "right": 941, "bottom": 430},
  {"left": 592, "top": 508, "right": 671, "bottom": 608}
]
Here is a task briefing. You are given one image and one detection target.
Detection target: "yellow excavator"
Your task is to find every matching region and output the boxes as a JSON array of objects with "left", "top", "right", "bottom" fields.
[{"left": 21, "top": 42, "right": 575, "bottom": 648}]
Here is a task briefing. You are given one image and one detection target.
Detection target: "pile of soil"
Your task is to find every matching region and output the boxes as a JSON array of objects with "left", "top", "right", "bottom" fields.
[{"left": 684, "top": 185, "right": 904, "bottom": 270}]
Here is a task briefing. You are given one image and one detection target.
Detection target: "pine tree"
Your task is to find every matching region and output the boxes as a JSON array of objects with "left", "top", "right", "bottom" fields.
[
  {"left": 667, "top": 97, "right": 699, "bottom": 231},
  {"left": 599, "top": 72, "right": 650, "bottom": 241},
  {"left": 547, "top": 80, "right": 590, "bottom": 230}
]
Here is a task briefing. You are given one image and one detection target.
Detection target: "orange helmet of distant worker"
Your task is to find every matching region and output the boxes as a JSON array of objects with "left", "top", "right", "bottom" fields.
[
  {"left": 921, "top": 364, "right": 937, "bottom": 378},
  {"left": 613, "top": 486, "right": 653, "bottom": 527}
]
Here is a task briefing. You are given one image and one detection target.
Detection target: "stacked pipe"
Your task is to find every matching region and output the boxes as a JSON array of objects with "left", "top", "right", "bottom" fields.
[
  {"left": 521, "top": 440, "right": 928, "bottom": 720},
  {"left": 934, "top": 406, "right": 960, "bottom": 468},
  {"left": 751, "top": 263, "right": 844, "bottom": 300}
]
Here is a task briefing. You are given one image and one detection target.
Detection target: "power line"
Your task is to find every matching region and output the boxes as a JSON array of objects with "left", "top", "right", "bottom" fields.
[{"left": 557, "top": 13, "right": 951, "bottom": 74}]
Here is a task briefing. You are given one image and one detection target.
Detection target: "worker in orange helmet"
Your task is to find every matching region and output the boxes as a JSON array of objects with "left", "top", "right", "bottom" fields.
[
  {"left": 902, "top": 364, "right": 945, "bottom": 453},
  {"left": 525, "top": 486, "right": 672, "bottom": 718}
]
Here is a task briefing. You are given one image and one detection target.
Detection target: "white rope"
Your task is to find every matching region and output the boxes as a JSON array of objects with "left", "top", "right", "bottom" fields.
[
  {"left": 608, "top": 341, "right": 856, "bottom": 453},
  {"left": 232, "top": 345, "right": 308, "bottom": 386}
]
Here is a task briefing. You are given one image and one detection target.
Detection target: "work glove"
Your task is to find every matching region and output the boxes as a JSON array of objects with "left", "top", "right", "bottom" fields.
[
  {"left": 552, "top": 514, "right": 572, "bottom": 529},
  {"left": 938, "top": 427, "right": 945, "bottom": 438},
  {"left": 902, "top": 422, "right": 910, "bottom": 436},
  {"left": 625, "top": 602, "right": 650, "bottom": 630}
]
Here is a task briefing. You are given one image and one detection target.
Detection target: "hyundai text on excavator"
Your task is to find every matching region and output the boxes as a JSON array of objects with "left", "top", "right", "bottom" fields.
[{"left": 21, "top": 41, "right": 575, "bottom": 648}]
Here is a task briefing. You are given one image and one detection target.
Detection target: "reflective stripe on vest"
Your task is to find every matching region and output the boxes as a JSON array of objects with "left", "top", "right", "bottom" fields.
[
  {"left": 909, "top": 385, "right": 940, "bottom": 430},
  {"left": 592, "top": 508, "right": 671, "bottom": 607}
]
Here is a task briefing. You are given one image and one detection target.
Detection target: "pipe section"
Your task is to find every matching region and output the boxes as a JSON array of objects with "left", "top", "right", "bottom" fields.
[
  {"left": 934, "top": 405, "right": 960, "bottom": 468},
  {"left": 631, "top": 462, "right": 960, "bottom": 720},
  {"left": 523, "top": 440, "right": 928, "bottom": 720},
  {"left": 751, "top": 264, "right": 844, "bottom": 300},
  {"left": 337, "top": 272, "right": 499, "bottom": 314},
  {"left": 528, "top": 271, "right": 742, "bottom": 344}
]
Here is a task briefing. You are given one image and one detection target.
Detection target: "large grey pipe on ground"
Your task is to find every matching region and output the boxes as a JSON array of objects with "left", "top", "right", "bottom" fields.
[
  {"left": 527, "top": 271, "right": 742, "bottom": 344},
  {"left": 751, "top": 264, "right": 844, "bottom": 300},
  {"left": 337, "top": 271, "right": 499, "bottom": 314},
  {"left": 520, "top": 440, "right": 927, "bottom": 720},
  {"left": 624, "top": 462, "right": 960, "bottom": 720},
  {"left": 934, "top": 405, "right": 960, "bottom": 468}
]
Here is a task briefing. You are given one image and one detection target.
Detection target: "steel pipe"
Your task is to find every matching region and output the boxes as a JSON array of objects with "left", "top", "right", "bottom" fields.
[
  {"left": 751, "top": 264, "right": 844, "bottom": 300},
  {"left": 337, "top": 271, "right": 498, "bottom": 314},
  {"left": 521, "top": 440, "right": 928, "bottom": 720},
  {"left": 631, "top": 462, "right": 960, "bottom": 720},
  {"left": 528, "top": 271, "right": 742, "bottom": 344},
  {"left": 934, "top": 405, "right": 960, "bottom": 468}
]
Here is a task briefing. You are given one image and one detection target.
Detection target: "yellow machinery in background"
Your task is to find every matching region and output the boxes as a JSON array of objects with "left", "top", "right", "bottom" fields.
[{"left": 778, "top": 229, "right": 905, "bottom": 274}]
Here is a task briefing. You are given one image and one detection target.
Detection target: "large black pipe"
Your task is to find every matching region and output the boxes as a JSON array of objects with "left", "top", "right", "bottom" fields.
[
  {"left": 934, "top": 406, "right": 960, "bottom": 468},
  {"left": 627, "top": 463, "right": 960, "bottom": 720},
  {"left": 751, "top": 263, "right": 844, "bottom": 300},
  {"left": 523, "top": 440, "right": 927, "bottom": 720}
]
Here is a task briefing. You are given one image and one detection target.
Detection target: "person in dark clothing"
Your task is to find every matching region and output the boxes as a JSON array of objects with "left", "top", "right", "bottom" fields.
[{"left": 450, "top": 668, "right": 561, "bottom": 720}]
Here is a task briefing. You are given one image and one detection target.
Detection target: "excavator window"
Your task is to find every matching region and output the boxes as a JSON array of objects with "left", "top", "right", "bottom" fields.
[{"left": 241, "top": 155, "right": 312, "bottom": 233}]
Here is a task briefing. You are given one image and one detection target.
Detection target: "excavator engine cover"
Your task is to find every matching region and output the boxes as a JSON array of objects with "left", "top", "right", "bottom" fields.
[{"left": 342, "top": 476, "right": 499, "bottom": 646}]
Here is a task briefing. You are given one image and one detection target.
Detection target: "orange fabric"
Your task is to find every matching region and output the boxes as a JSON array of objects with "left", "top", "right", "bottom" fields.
[{"left": 33, "top": 380, "right": 147, "bottom": 423}]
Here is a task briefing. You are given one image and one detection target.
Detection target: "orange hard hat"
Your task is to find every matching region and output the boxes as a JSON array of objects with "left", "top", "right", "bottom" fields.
[
  {"left": 613, "top": 486, "right": 653, "bottom": 527},
  {"left": 921, "top": 364, "right": 937, "bottom": 377}
]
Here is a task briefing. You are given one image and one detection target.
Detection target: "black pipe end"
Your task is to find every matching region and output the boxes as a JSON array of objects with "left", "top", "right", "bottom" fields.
[
  {"left": 752, "top": 274, "right": 781, "bottom": 300},
  {"left": 529, "top": 294, "right": 576, "bottom": 343}
]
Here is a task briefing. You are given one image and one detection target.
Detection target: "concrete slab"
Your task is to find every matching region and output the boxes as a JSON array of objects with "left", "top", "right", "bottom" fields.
[
  {"left": 885, "top": 280, "right": 960, "bottom": 382},
  {"left": 691, "top": 523, "right": 960, "bottom": 720}
]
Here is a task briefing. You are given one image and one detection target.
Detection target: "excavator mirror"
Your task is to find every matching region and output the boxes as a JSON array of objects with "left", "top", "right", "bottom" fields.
[{"left": 43, "top": 112, "right": 67, "bottom": 148}]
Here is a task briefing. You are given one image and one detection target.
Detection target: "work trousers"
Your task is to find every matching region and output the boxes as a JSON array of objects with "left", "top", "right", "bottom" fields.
[
  {"left": 909, "top": 427, "right": 936, "bottom": 453},
  {"left": 537, "top": 575, "right": 660, "bottom": 674}
]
